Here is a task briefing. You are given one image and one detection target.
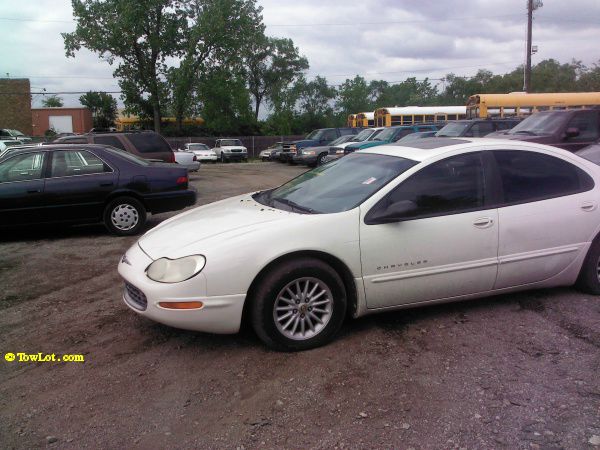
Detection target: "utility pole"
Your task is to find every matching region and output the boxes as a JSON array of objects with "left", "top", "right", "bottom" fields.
[
  {"left": 524, "top": 0, "right": 533, "bottom": 92},
  {"left": 524, "top": 0, "right": 543, "bottom": 92}
]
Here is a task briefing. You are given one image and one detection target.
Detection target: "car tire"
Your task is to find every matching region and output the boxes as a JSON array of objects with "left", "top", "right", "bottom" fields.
[
  {"left": 316, "top": 153, "right": 327, "bottom": 166},
  {"left": 575, "top": 236, "right": 600, "bottom": 294},
  {"left": 103, "top": 196, "right": 146, "bottom": 236},
  {"left": 250, "top": 257, "right": 347, "bottom": 351}
]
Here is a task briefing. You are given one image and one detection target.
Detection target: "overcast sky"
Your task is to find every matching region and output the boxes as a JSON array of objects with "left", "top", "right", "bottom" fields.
[{"left": 1, "top": 0, "right": 599, "bottom": 108}]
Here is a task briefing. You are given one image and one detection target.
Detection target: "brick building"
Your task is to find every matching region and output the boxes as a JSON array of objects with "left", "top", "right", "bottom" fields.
[
  {"left": 0, "top": 78, "right": 33, "bottom": 135},
  {"left": 32, "top": 107, "right": 93, "bottom": 136}
]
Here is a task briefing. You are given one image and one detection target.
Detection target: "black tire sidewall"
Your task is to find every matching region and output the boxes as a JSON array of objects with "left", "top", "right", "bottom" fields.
[
  {"left": 103, "top": 196, "right": 146, "bottom": 236},
  {"left": 317, "top": 153, "right": 327, "bottom": 166},
  {"left": 252, "top": 258, "right": 347, "bottom": 351},
  {"left": 576, "top": 237, "right": 600, "bottom": 294}
]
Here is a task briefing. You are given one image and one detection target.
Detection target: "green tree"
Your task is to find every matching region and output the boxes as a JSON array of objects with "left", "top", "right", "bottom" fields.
[
  {"left": 167, "top": 0, "right": 264, "bottom": 131},
  {"left": 246, "top": 36, "right": 308, "bottom": 119},
  {"left": 577, "top": 60, "right": 600, "bottom": 91},
  {"left": 79, "top": 91, "right": 118, "bottom": 128},
  {"left": 63, "top": 0, "right": 184, "bottom": 132},
  {"left": 376, "top": 77, "right": 438, "bottom": 107},
  {"left": 197, "top": 67, "right": 256, "bottom": 135},
  {"left": 335, "top": 75, "right": 374, "bottom": 117},
  {"left": 42, "top": 95, "right": 64, "bottom": 107}
]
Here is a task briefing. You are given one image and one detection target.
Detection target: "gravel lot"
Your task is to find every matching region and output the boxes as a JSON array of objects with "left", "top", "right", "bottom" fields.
[{"left": 1, "top": 162, "right": 599, "bottom": 449}]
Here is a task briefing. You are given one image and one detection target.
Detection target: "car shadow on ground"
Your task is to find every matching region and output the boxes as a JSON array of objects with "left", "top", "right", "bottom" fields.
[
  {"left": 0, "top": 216, "right": 167, "bottom": 243},
  {"left": 128, "top": 287, "right": 569, "bottom": 354}
]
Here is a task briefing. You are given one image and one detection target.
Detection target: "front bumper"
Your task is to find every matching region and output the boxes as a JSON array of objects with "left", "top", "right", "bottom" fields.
[
  {"left": 222, "top": 152, "right": 247, "bottom": 161},
  {"left": 196, "top": 154, "right": 217, "bottom": 162},
  {"left": 143, "top": 188, "right": 196, "bottom": 214},
  {"left": 118, "top": 244, "right": 245, "bottom": 334},
  {"left": 293, "top": 153, "right": 317, "bottom": 165}
]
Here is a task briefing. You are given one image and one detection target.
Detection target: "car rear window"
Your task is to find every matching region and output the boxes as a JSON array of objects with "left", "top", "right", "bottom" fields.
[
  {"left": 94, "top": 135, "right": 127, "bottom": 151},
  {"left": 104, "top": 147, "right": 150, "bottom": 166},
  {"left": 126, "top": 133, "right": 172, "bottom": 153}
]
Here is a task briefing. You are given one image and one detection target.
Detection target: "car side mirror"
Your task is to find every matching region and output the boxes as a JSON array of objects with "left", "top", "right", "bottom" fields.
[
  {"left": 365, "top": 200, "right": 418, "bottom": 225},
  {"left": 565, "top": 127, "right": 580, "bottom": 139}
]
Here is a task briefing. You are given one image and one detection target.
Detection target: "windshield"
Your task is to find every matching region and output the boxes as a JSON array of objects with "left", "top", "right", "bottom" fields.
[
  {"left": 305, "top": 130, "right": 325, "bottom": 140},
  {"left": 253, "top": 153, "right": 417, "bottom": 214},
  {"left": 329, "top": 136, "right": 346, "bottom": 146},
  {"left": 188, "top": 143, "right": 209, "bottom": 151},
  {"left": 352, "top": 129, "right": 375, "bottom": 142},
  {"left": 435, "top": 122, "right": 470, "bottom": 137},
  {"left": 507, "top": 112, "right": 565, "bottom": 136},
  {"left": 220, "top": 139, "right": 243, "bottom": 146},
  {"left": 374, "top": 128, "right": 399, "bottom": 141},
  {"left": 397, "top": 132, "right": 430, "bottom": 143},
  {"left": 9, "top": 129, "right": 25, "bottom": 137}
]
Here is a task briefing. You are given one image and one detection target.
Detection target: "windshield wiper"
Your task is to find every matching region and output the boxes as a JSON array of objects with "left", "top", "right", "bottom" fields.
[{"left": 273, "top": 197, "right": 318, "bottom": 214}]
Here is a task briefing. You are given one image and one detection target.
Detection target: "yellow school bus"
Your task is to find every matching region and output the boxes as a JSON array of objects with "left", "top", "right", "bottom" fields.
[
  {"left": 374, "top": 106, "right": 467, "bottom": 127},
  {"left": 466, "top": 92, "right": 600, "bottom": 119},
  {"left": 115, "top": 114, "right": 205, "bottom": 131},
  {"left": 355, "top": 112, "right": 375, "bottom": 127},
  {"left": 347, "top": 114, "right": 357, "bottom": 128}
]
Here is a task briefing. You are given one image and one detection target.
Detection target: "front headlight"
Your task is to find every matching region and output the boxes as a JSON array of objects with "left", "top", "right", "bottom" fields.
[
  {"left": 146, "top": 255, "right": 206, "bottom": 283},
  {"left": 304, "top": 150, "right": 315, "bottom": 155}
]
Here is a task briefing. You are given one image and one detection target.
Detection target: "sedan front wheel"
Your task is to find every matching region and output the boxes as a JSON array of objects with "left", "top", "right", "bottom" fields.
[{"left": 251, "top": 257, "right": 347, "bottom": 351}]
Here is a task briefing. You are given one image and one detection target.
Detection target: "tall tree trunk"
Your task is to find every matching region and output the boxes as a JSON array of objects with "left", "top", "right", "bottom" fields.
[{"left": 153, "top": 99, "right": 161, "bottom": 133}]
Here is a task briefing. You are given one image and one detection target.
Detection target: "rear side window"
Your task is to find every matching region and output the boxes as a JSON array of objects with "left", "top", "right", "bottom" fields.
[
  {"left": 126, "top": 133, "right": 172, "bottom": 153},
  {"left": 94, "top": 135, "right": 127, "bottom": 151},
  {"left": 50, "top": 150, "right": 111, "bottom": 177},
  {"left": 493, "top": 150, "right": 594, "bottom": 204}
]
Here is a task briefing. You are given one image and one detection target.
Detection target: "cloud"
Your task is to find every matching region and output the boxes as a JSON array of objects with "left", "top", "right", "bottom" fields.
[{"left": 0, "top": 0, "right": 598, "bottom": 109}]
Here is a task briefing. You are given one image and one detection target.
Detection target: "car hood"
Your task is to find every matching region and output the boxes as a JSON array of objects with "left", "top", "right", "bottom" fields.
[
  {"left": 291, "top": 139, "right": 319, "bottom": 148},
  {"left": 137, "top": 193, "right": 300, "bottom": 259},
  {"left": 220, "top": 146, "right": 246, "bottom": 150},
  {"left": 347, "top": 141, "right": 386, "bottom": 151}
]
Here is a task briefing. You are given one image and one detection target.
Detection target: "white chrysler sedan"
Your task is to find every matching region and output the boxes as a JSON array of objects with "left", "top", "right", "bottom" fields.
[{"left": 119, "top": 138, "right": 600, "bottom": 351}]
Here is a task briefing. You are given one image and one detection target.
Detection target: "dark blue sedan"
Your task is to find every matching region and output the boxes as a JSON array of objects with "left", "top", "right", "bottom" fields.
[{"left": 0, "top": 144, "right": 196, "bottom": 235}]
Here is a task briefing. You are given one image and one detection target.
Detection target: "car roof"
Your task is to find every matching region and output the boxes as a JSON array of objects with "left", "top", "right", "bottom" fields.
[{"left": 360, "top": 137, "right": 570, "bottom": 162}]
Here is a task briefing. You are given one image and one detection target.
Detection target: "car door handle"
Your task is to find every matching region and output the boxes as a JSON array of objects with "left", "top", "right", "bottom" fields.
[
  {"left": 27, "top": 189, "right": 41, "bottom": 194},
  {"left": 99, "top": 182, "right": 114, "bottom": 187},
  {"left": 473, "top": 217, "right": 494, "bottom": 228},
  {"left": 581, "top": 202, "right": 597, "bottom": 212}
]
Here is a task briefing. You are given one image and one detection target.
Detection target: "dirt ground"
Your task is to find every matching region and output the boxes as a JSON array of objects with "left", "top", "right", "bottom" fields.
[{"left": 1, "top": 162, "right": 599, "bottom": 450}]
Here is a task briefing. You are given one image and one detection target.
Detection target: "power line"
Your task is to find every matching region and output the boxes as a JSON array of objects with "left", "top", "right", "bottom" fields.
[{"left": 0, "top": 13, "right": 525, "bottom": 27}]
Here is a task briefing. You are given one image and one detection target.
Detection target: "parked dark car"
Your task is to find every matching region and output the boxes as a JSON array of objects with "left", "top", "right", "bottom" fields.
[
  {"left": 280, "top": 127, "right": 360, "bottom": 163},
  {"left": 435, "top": 119, "right": 520, "bottom": 138},
  {"left": 0, "top": 144, "right": 196, "bottom": 235},
  {"left": 487, "top": 109, "right": 600, "bottom": 152},
  {"left": 53, "top": 131, "right": 176, "bottom": 163},
  {"left": 293, "top": 135, "right": 356, "bottom": 166}
]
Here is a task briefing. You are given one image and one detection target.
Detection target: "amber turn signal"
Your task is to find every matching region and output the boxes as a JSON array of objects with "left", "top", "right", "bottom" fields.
[{"left": 158, "top": 301, "right": 204, "bottom": 310}]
